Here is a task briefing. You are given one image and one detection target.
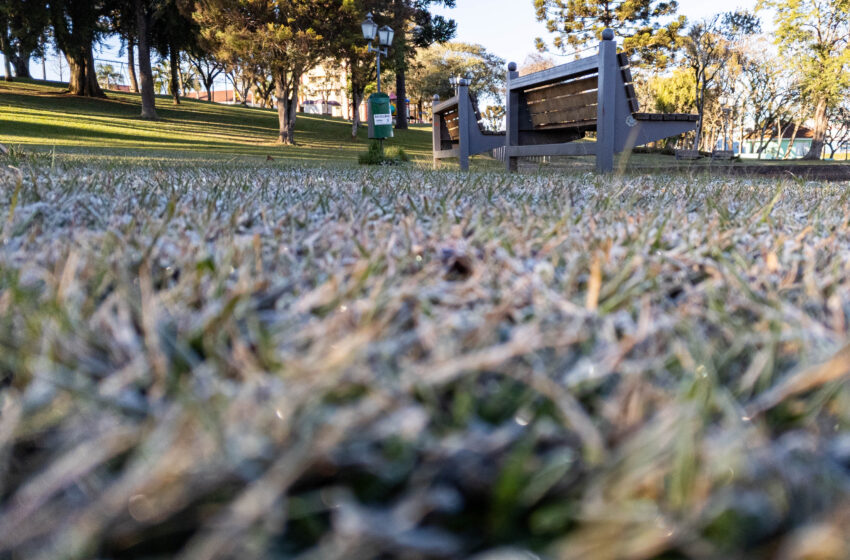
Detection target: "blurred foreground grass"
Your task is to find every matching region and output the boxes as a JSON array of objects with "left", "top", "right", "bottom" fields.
[{"left": 1, "top": 157, "right": 850, "bottom": 559}]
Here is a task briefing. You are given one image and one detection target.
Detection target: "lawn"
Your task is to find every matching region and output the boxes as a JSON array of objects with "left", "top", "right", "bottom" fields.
[
  {"left": 3, "top": 79, "right": 849, "bottom": 177},
  {"left": 1, "top": 153, "right": 850, "bottom": 559},
  {"left": 0, "top": 79, "right": 435, "bottom": 165}
]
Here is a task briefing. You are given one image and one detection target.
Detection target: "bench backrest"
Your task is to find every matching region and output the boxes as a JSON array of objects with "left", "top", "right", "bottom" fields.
[
  {"left": 435, "top": 96, "right": 486, "bottom": 146},
  {"left": 512, "top": 53, "right": 638, "bottom": 132}
]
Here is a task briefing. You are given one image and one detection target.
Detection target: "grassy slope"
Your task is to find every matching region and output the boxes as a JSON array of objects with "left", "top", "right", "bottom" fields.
[{"left": 0, "top": 79, "right": 435, "bottom": 165}]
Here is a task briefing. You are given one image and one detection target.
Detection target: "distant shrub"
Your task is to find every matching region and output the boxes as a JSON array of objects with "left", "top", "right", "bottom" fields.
[{"left": 358, "top": 141, "right": 409, "bottom": 166}]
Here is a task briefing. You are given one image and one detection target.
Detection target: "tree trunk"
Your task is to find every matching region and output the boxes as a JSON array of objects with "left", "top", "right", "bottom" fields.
[
  {"left": 11, "top": 52, "right": 30, "bottom": 78},
  {"left": 84, "top": 46, "right": 105, "bottom": 97},
  {"left": 2, "top": 53, "right": 11, "bottom": 82},
  {"left": 169, "top": 45, "right": 180, "bottom": 104},
  {"left": 67, "top": 53, "right": 86, "bottom": 95},
  {"left": 782, "top": 122, "right": 801, "bottom": 159},
  {"left": 135, "top": 0, "right": 157, "bottom": 120},
  {"left": 395, "top": 69, "right": 408, "bottom": 129},
  {"left": 0, "top": 24, "right": 12, "bottom": 81},
  {"left": 351, "top": 90, "right": 363, "bottom": 139},
  {"left": 128, "top": 40, "right": 139, "bottom": 93},
  {"left": 275, "top": 75, "right": 294, "bottom": 145},
  {"left": 288, "top": 80, "right": 299, "bottom": 129},
  {"left": 205, "top": 81, "right": 212, "bottom": 102},
  {"left": 803, "top": 98, "right": 827, "bottom": 160}
]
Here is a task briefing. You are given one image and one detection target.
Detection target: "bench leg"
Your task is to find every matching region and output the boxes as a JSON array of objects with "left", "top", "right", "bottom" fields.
[{"left": 506, "top": 156, "right": 517, "bottom": 172}]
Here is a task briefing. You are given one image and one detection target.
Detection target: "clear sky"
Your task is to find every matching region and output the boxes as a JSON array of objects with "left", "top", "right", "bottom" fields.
[{"left": 433, "top": 0, "right": 763, "bottom": 67}]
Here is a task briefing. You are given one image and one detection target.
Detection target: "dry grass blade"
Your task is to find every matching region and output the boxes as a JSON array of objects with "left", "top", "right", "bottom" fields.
[
  {"left": 747, "top": 343, "right": 850, "bottom": 417},
  {"left": 1, "top": 162, "right": 850, "bottom": 559}
]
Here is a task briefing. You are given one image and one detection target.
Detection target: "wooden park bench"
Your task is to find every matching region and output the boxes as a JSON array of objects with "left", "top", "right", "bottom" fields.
[
  {"left": 675, "top": 149, "right": 702, "bottom": 160},
  {"left": 711, "top": 149, "right": 734, "bottom": 160},
  {"left": 504, "top": 29, "right": 699, "bottom": 173},
  {"left": 432, "top": 79, "right": 506, "bottom": 171}
]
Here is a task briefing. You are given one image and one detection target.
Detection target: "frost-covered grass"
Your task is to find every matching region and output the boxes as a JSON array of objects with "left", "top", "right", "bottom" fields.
[{"left": 2, "top": 160, "right": 850, "bottom": 560}]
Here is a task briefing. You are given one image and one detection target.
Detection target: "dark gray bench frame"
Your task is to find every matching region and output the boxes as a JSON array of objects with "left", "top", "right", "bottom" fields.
[
  {"left": 505, "top": 29, "right": 698, "bottom": 173},
  {"left": 432, "top": 79, "right": 506, "bottom": 171}
]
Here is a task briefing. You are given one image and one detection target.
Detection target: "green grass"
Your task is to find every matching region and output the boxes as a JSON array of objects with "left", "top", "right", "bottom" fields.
[
  {"left": 1, "top": 157, "right": 850, "bottom": 558},
  {"left": 0, "top": 78, "right": 436, "bottom": 165}
]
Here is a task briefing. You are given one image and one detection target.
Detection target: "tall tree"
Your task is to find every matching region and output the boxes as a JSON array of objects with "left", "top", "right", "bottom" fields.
[
  {"left": 151, "top": 0, "right": 199, "bottom": 105},
  {"left": 406, "top": 41, "right": 504, "bottom": 121},
  {"left": 49, "top": 0, "right": 109, "bottom": 96},
  {"left": 0, "top": 0, "right": 49, "bottom": 79},
  {"left": 326, "top": 0, "right": 378, "bottom": 139},
  {"left": 390, "top": 0, "right": 456, "bottom": 130},
  {"left": 108, "top": 3, "right": 140, "bottom": 92},
  {"left": 187, "top": 48, "right": 224, "bottom": 102},
  {"left": 740, "top": 41, "right": 798, "bottom": 159},
  {"left": 195, "top": 0, "right": 339, "bottom": 144},
  {"left": 679, "top": 11, "right": 759, "bottom": 150},
  {"left": 759, "top": 0, "right": 850, "bottom": 160},
  {"left": 533, "top": 0, "right": 684, "bottom": 67},
  {"left": 135, "top": 0, "right": 157, "bottom": 118}
]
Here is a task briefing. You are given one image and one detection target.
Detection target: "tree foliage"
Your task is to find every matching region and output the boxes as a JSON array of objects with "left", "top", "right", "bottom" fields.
[
  {"left": 194, "top": 0, "right": 341, "bottom": 144},
  {"left": 678, "top": 10, "right": 759, "bottom": 149},
  {"left": 533, "top": 0, "right": 684, "bottom": 66},
  {"left": 48, "top": 0, "right": 112, "bottom": 96},
  {"left": 406, "top": 42, "right": 505, "bottom": 109},
  {"left": 0, "top": 0, "right": 49, "bottom": 79},
  {"left": 389, "top": 0, "right": 457, "bottom": 129},
  {"left": 759, "top": 0, "right": 850, "bottom": 159}
]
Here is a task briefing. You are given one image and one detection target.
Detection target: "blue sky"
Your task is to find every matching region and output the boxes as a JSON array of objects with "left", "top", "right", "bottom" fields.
[{"left": 434, "top": 0, "right": 762, "bottom": 66}]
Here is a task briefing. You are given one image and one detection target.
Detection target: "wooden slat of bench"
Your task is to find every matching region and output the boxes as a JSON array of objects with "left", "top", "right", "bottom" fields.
[
  {"left": 527, "top": 90, "right": 597, "bottom": 117},
  {"left": 618, "top": 55, "right": 640, "bottom": 113},
  {"left": 624, "top": 83, "right": 640, "bottom": 113},
  {"left": 525, "top": 76, "right": 599, "bottom": 104},
  {"left": 531, "top": 119, "right": 597, "bottom": 131},
  {"left": 510, "top": 56, "right": 599, "bottom": 90},
  {"left": 442, "top": 109, "right": 460, "bottom": 142},
  {"left": 530, "top": 104, "right": 597, "bottom": 128},
  {"left": 633, "top": 112, "right": 699, "bottom": 122}
]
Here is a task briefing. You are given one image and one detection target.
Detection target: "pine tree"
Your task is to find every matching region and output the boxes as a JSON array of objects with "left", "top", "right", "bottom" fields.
[
  {"left": 389, "top": 0, "right": 456, "bottom": 129},
  {"left": 533, "top": 0, "right": 684, "bottom": 66}
]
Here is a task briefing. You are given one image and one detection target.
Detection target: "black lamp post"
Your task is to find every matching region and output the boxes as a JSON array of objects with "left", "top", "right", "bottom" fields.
[{"left": 361, "top": 13, "right": 394, "bottom": 94}]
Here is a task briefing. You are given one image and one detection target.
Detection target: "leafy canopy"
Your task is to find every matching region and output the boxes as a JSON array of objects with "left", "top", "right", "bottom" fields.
[
  {"left": 533, "top": 0, "right": 685, "bottom": 66},
  {"left": 758, "top": 0, "right": 850, "bottom": 109}
]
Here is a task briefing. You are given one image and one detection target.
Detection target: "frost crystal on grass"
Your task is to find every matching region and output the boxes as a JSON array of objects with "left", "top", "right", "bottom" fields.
[{"left": 1, "top": 163, "right": 850, "bottom": 559}]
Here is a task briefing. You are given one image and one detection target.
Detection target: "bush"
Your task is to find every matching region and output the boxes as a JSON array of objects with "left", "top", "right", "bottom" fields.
[{"left": 358, "top": 141, "right": 409, "bottom": 166}]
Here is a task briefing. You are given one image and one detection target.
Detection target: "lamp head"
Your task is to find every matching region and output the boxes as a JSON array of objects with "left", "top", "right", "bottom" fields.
[
  {"left": 361, "top": 13, "right": 378, "bottom": 41},
  {"left": 378, "top": 25, "right": 394, "bottom": 47}
]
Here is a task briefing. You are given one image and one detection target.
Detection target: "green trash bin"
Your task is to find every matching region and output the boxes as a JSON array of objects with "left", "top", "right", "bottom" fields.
[{"left": 368, "top": 93, "right": 394, "bottom": 140}]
